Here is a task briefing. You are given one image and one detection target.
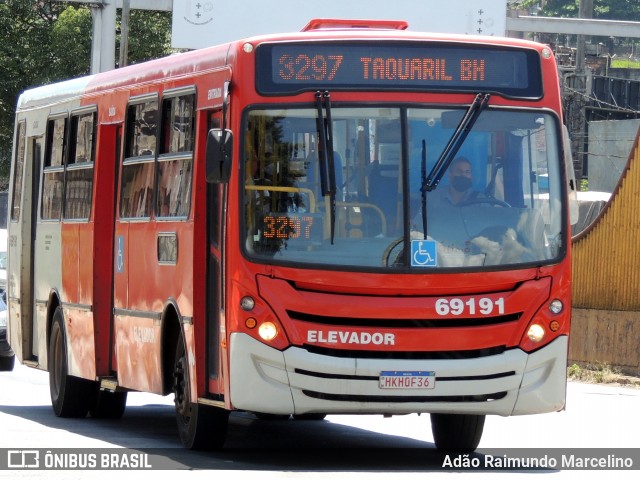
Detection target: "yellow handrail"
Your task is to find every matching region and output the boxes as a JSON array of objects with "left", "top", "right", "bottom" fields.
[{"left": 336, "top": 201, "right": 387, "bottom": 237}]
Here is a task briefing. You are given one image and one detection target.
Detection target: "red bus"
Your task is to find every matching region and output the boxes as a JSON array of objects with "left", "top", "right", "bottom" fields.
[{"left": 7, "top": 19, "right": 577, "bottom": 451}]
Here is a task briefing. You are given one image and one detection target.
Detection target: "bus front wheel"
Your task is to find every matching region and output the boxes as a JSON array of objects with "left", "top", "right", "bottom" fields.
[
  {"left": 48, "top": 307, "right": 94, "bottom": 417},
  {"left": 172, "top": 337, "right": 229, "bottom": 449},
  {"left": 430, "top": 413, "right": 485, "bottom": 452}
]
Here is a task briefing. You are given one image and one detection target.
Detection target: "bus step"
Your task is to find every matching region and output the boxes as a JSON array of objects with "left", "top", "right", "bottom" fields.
[
  {"left": 99, "top": 377, "right": 119, "bottom": 392},
  {"left": 22, "top": 359, "right": 39, "bottom": 368}
]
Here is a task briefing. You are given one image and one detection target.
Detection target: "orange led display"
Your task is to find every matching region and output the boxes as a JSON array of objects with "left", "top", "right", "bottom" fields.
[
  {"left": 262, "top": 214, "right": 318, "bottom": 241},
  {"left": 257, "top": 42, "right": 542, "bottom": 99}
]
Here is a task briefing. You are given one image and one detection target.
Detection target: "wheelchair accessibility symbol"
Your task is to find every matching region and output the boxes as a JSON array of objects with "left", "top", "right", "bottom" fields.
[{"left": 411, "top": 239, "right": 437, "bottom": 267}]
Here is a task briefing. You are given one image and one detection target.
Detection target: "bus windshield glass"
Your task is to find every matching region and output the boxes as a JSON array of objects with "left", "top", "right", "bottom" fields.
[{"left": 242, "top": 105, "right": 564, "bottom": 270}]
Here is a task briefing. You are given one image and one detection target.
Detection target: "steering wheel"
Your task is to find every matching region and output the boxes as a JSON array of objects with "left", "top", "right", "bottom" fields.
[
  {"left": 381, "top": 237, "right": 405, "bottom": 267},
  {"left": 457, "top": 196, "right": 511, "bottom": 208}
]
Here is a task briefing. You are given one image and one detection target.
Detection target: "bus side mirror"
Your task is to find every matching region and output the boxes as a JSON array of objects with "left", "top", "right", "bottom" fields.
[
  {"left": 562, "top": 126, "right": 579, "bottom": 226},
  {"left": 206, "top": 128, "right": 233, "bottom": 183}
]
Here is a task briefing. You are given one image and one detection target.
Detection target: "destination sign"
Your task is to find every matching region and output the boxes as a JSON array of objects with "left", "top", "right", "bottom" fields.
[{"left": 255, "top": 42, "right": 543, "bottom": 99}]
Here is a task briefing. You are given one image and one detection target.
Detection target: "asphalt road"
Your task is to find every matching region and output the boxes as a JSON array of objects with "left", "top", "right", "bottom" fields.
[{"left": 0, "top": 362, "right": 638, "bottom": 479}]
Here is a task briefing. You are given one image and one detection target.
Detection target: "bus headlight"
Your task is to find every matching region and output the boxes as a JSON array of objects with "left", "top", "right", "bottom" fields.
[
  {"left": 258, "top": 322, "right": 278, "bottom": 341},
  {"left": 548, "top": 299, "right": 563, "bottom": 314},
  {"left": 527, "top": 324, "right": 546, "bottom": 343},
  {"left": 240, "top": 296, "right": 255, "bottom": 311}
]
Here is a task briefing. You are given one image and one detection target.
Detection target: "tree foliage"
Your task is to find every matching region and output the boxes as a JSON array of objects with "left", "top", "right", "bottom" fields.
[
  {"left": 127, "top": 10, "right": 173, "bottom": 65},
  {"left": 520, "top": 0, "right": 640, "bottom": 21},
  {"left": 50, "top": 6, "right": 93, "bottom": 79},
  {"left": 0, "top": 1, "right": 57, "bottom": 181},
  {"left": 0, "top": 0, "right": 173, "bottom": 185}
]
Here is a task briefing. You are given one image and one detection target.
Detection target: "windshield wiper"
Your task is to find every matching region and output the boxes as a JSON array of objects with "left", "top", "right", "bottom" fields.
[
  {"left": 422, "top": 93, "right": 490, "bottom": 193},
  {"left": 420, "top": 139, "right": 428, "bottom": 239},
  {"left": 315, "top": 90, "right": 337, "bottom": 244}
]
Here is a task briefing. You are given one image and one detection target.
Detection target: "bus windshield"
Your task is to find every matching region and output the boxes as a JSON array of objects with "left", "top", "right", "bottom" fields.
[{"left": 242, "top": 105, "right": 564, "bottom": 270}]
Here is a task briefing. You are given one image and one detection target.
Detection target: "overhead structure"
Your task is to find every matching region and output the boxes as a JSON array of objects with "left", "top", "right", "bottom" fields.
[{"left": 506, "top": 15, "right": 640, "bottom": 38}]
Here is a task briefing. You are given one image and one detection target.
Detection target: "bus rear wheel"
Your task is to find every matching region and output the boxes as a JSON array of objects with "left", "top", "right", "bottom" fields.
[
  {"left": 0, "top": 354, "right": 15, "bottom": 372},
  {"left": 430, "top": 413, "right": 485, "bottom": 452},
  {"left": 172, "top": 338, "right": 228, "bottom": 449},
  {"left": 48, "top": 307, "right": 94, "bottom": 418}
]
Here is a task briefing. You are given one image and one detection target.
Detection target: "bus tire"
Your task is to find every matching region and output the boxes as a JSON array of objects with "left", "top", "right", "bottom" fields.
[
  {"left": 292, "top": 413, "right": 326, "bottom": 421},
  {"left": 48, "top": 307, "right": 93, "bottom": 418},
  {"left": 430, "top": 413, "right": 485, "bottom": 452},
  {"left": 89, "top": 389, "right": 128, "bottom": 419},
  {"left": 172, "top": 337, "right": 229, "bottom": 450},
  {"left": 0, "top": 354, "right": 15, "bottom": 372},
  {"left": 255, "top": 413, "right": 290, "bottom": 420}
]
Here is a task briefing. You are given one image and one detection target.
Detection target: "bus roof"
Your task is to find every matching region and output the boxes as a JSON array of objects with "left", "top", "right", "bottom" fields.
[
  {"left": 16, "top": 20, "right": 552, "bottom": 113},
  {"left": 16, "top": 75, "right": 94, "bottom": 112}
]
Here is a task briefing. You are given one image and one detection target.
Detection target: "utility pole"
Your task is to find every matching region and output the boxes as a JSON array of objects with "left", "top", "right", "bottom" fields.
[
  {"left": 118, "top": 0, "right": 130, "bottom": 68},
  {"left": 88, "top": 1, "right": 117, "bottom": 74},
  {"left": 572, "top": 0, "right": 594, "bottom": 183}
]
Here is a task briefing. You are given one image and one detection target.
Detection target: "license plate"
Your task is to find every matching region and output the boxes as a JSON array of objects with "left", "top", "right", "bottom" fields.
[{"left": 379, "top": 371, "right": 436, "bottom": 389}]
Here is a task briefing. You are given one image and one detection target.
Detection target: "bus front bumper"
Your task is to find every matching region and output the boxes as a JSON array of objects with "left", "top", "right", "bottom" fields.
[{"left": 228, "top": 332, "right": 568, "bottom": 417}]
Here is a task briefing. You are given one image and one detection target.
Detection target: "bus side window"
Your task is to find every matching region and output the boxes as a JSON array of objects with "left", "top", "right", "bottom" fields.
[
  {"left": 156, "top": 93, "right": 195, "bottom": 218},
  {"left": 64, "top": 110, "right": 96, "bottom": 221},
  {"left": 41, "top": 115, "right": 67, "bottom": 220},
  {"left": 120, "top": 98, "right": 158, "bottom": 219},
  {"left": 10, "top": 121, "right": 27, "bottom": 222}
]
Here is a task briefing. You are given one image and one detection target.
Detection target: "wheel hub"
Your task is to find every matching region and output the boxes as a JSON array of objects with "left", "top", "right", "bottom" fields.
[{"left": 172, "top": 356, "right": 191, "bottom": 417}]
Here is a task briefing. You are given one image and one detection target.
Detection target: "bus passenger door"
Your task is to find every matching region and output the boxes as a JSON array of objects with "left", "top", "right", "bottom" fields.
[
  {"left": 206, "top": 111, "right": 225, "bottom": 396},
  {"left": 29, "top": 138, "right": 43, "bottom": 361},
  {"left": 7, "top": 133, "right": 42, "bottom": 363},
  {"left": 93, "top": 122, "right": 121, "bottom": 377}
]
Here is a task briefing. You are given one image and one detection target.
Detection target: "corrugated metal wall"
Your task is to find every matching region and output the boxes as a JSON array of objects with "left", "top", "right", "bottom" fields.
[{"left": 572, "top": 127, "right": 640, "bottom": 310}]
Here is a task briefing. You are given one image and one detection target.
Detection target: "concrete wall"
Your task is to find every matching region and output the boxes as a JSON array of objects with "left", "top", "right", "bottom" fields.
[{"left": 587, "top": 119, "right": 640, "bottom": 193}]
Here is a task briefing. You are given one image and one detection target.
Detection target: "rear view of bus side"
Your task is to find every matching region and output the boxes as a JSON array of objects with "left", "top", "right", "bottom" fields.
[{"left": 7, "top": 19, "right": 576, "bottom": 452}]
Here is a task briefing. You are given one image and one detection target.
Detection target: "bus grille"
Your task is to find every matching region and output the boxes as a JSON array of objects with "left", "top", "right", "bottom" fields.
[
  {"left": 287, "top": 310, "right": 521, "bottom": 328},
  {"left": 301, "top": 344, "right": 507, "bottom": 360}
]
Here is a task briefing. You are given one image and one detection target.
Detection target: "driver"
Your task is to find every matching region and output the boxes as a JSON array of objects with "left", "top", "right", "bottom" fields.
[
  {"left": 430, "top": 156, "right": 482, "bottom": 206},
  {"left": 410, "top": 156, "right": 484, "bottom": 231}
]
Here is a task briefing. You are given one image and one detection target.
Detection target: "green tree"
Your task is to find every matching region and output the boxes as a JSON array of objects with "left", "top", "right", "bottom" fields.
[
  {"left": 520, "top": 0, "right": 640, "bottom": 21},
  {"left": 49, "top": 6, "right": 93, "bottom": 79},
  {"left": 593, "top": 0, "right": 640, "bottom": 20},
  {"left": 0, "top": 0, "right": 61, "bottom": 185},
  {"left": 126, "top": 10, "right": 173, "bottom": 65},
  {"left": 0, "top": 1, "right": 173, "bottom": 187}
]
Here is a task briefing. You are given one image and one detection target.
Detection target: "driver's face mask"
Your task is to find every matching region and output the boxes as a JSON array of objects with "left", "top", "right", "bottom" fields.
[{"left": 450, "top": 175, "right": 472, "bottom": 193}]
